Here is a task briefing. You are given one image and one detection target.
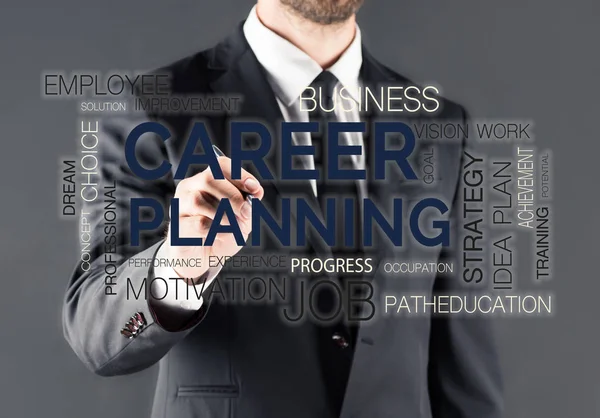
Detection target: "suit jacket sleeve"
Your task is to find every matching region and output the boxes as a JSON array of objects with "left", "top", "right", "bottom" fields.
[
  {"left": 62, "top": 116, "right": 208, "bottom": 377},
  {"left": 427, "top": 106, "right": 504, "bottom": 418}
]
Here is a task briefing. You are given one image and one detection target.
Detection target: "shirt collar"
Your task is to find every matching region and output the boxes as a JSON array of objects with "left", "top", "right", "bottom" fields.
[{"left": 243, "top": 5, "right": 363, "bottom": 106}]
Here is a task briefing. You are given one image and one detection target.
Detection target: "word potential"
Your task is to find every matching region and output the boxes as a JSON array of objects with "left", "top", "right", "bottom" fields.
[{"left": 126, "top": 121, "right": 450, "bottom": 248}]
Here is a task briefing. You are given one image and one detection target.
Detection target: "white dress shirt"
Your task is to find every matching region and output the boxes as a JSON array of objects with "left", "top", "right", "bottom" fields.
[{"left": 152, "top": 5, "right": 365, "bottom": 315}]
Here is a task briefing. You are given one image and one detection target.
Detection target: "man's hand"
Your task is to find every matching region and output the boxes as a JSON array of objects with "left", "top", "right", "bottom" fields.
[{"left": 164, "top": 156, "right": 264, "bottom": 281}]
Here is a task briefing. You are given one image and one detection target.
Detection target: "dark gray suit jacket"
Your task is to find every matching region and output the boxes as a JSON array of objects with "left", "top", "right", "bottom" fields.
[{"left": 63, "top": 25, "right": 503, "bottom": 418}]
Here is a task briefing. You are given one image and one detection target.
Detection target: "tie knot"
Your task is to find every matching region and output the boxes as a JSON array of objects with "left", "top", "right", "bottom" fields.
[{"left": 311, "top": 71, "right": 339, "bottom": 89}]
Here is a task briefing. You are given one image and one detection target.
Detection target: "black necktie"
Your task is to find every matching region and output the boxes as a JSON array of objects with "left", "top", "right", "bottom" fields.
[
  {"left": 304, "top": 71, "right": 361, "bottom": 250},
  {"left": 304, "top": 72, "right": 362, "bottom": 416}
]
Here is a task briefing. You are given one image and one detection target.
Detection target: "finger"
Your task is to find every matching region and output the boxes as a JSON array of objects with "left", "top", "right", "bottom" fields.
[
  {"left": 180, "top": 157, "right": 265, "bottom": 201},
  {"left": 175, "top": 215, "right": 213, "bottom": 238},
  {"left": 216, "top": 156, "right": 265, "bottom": 200},
  {"left": 181, "top": 169, "right": 250, "bottom": 219},
  {"left": 204, "top": 177, "right": 252, "bottom": 220},
  {"left": 205, "top": 208, "right": 252, "bottom": 238},
  {"left": 183, "top": 212, "right": 251, "bottom": 243},
  {"left": 176, "top": 190, "right": 220, "bottom": 219}
]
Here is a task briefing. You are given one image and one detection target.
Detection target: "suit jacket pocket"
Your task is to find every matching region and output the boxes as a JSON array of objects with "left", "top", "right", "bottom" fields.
[{"left": 177, "top": 385, "right": 239, "bottom": 398}]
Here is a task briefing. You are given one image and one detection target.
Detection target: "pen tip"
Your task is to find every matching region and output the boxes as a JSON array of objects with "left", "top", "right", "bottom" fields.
[{"left": 212, "top": 144, "right": 225, "bottom": 156}]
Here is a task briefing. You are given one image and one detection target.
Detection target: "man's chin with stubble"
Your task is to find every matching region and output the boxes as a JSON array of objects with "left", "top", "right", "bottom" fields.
[{"left": 279, "top": 0, "right": 365, "bottom": 25}]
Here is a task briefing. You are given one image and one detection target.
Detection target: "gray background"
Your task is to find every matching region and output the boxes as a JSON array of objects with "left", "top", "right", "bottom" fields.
[{"left": 0, "top": 0, "right": 598, "bottom": 417}]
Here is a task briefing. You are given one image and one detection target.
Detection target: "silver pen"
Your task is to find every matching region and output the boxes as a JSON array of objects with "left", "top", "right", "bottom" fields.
[{"left": 212, "top": 144, "right": 255, "bottom": 204}]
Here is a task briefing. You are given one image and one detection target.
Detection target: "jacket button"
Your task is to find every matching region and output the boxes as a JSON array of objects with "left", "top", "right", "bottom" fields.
[{"left": 332, "top": 332, "right": 349, "bottom": 349}]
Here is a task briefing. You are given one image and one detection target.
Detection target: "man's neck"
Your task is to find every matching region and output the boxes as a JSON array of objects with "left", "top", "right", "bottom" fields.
[{"left": 255, "top": 0, "right": 357, "bottom": 69}]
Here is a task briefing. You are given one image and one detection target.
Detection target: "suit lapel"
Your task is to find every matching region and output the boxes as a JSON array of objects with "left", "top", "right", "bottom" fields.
[
  {"left": 341, "top": 49, "right": 459, "bottom": 418},
  {"left": 208, "top": 27, "right": 333, "bottom": 258}
]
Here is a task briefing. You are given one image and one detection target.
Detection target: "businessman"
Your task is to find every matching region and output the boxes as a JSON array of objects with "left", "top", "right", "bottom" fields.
[{"left": 63, "top": 0, "right": 504, "bottom": 417}]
